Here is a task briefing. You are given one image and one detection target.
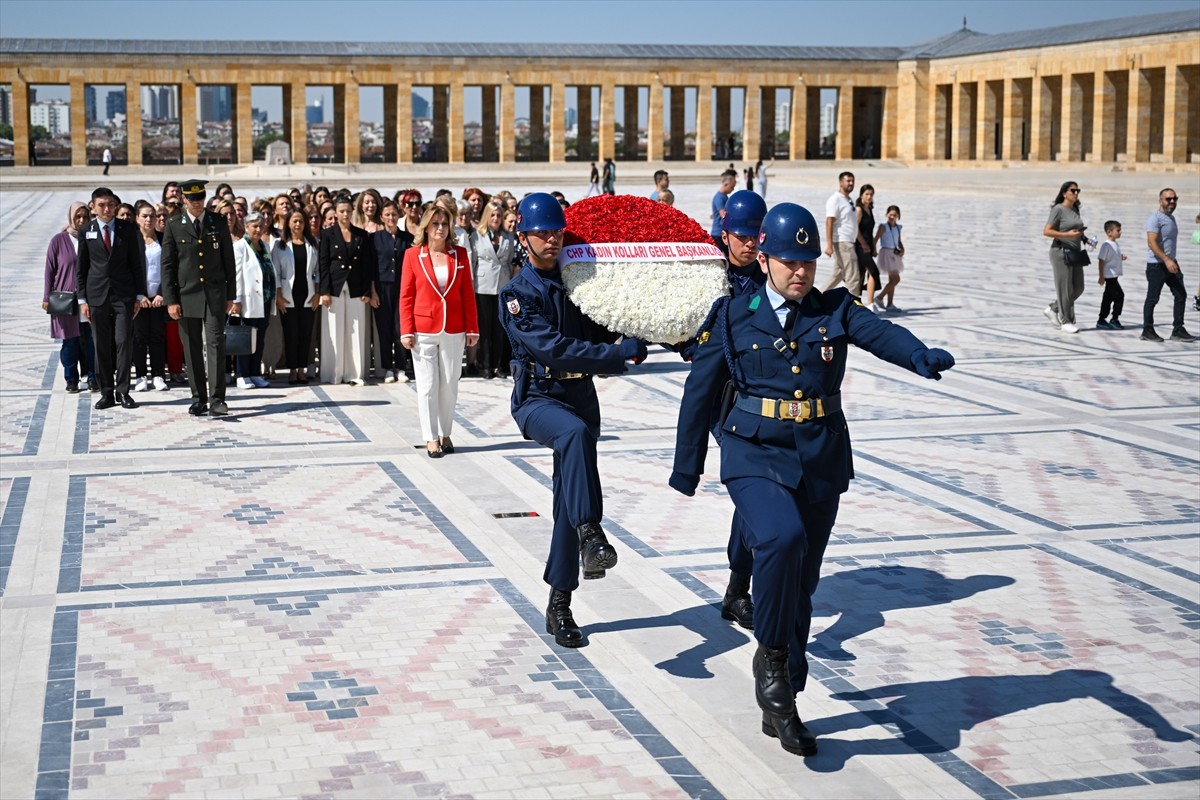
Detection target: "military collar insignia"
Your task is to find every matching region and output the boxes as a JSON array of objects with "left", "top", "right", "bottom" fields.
[{"left": 748, "top": 295, "right": 761, "bottom": 311}]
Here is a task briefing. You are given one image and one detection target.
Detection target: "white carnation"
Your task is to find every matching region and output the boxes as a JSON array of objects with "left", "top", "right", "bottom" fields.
[{"left": 562, "top": 259, "right": 728, "bottom": 342}]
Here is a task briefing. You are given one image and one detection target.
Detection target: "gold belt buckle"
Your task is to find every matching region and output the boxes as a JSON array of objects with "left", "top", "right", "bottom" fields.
[
  {"left": 785, "top": 400, "right": 805, "bottom": 421},
  {"left": 562, "top": 372, "right": 583, "bottom": 380}
]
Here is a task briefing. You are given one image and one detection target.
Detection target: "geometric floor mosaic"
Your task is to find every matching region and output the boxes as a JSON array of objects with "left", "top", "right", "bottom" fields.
[{"left": 3, "top": 174, "right": 1197, "bottom": 800}]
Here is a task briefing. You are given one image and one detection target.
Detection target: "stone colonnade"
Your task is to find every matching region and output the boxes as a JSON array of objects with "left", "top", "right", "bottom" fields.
[{"left": 1, "top": 30, "right": 1196, "bottom": 168}]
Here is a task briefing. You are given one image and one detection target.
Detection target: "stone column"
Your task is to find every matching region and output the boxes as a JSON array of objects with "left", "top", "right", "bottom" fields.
[
  {"left": 529, "top": 85, "right": 546, "bottom": 160},
  {"left": 789, "top": 80, "right": 807, "bottom": 160},
  {"left": 953, "top": 82, "right": 972, "bottom": 161},
  {"left": 343, "top": 81, "right": 361, "bottom": 164},
  {"left": 1127, "top": 68, "right": 1151, "bottom": 164},
  {"left": 619, "top": 86, "right": 635, "bottom": 160},
  {"left": 1002, "top": 78, "right": 1021, "bottom": 161},
  {"left": 550, "top": 82, "right": 566, "bottom": 162},
  {"left": 1163, "top": 65, "right": 1187, "bottom": 163},
  {"left": 382, "top": 85, "right": 398, "bottom": 163},
  {"left": 835, "top": 84, "right": 853, "bottom": 160},
  {"left": 578, "top": 87, "right": 594, "bottom": 161},
  {"left": 598, "top": 81, "right": 614, "bottom": 162},
  {"left": 761, "top": 87, "right": 777, "bottom": 159},
  {"left": 696, "top": 82, "right": 713, "bottom": 161},
  {"left": 234, "top": 82, "right": 252, "bottom": 165},
  {"left": 978, "top": 82, "right": 994, "bottom": 162},
  {"left": 714, "top": 87, "right": 730, "bottom": 157},
  {"left": 881, "top": 85, "right": 898, "bottom": 159},
  {"left": 288, "top": 81, "right": 307, "bottom": 163},
  {"left": 481, "top": 86, "right": 497, "bottom": 162},
  {"left": 397, "top": 80, "right": 413, "bottom": 164},
  {"left": 448, "top": 79, "right": 464, "bottom": 163},
  {"left": 12, "top": 79, "right": 29, "bottom": 166},
  {"left": 70, "top": 78, "right": 86, "bottom": 167},
  {"left": 1092, "top": 71, "right": 1115, "bottom": 163},
  {"left": 500, "top": 81, "right": 516, "bottom": 163},
  {"left": 743, "top": 84, "right": 761, "bottom": 161},
  {"left": 125, "top": 81, "right": 142, "bottom": 166},
  {"left": 668, "top": 87, "right": 686, "bottom": 159},
  {"left": 1030, "top": 78, "right": 1050, "bottom": 161},
  {"left": 431, "top": 84, "right": 448, "bottom": 163},
  {"left": 645, "top": 84, "right": 661, "bottom": 161},
  {"left": 181, "top": 78, "right": 198, "bottom": 165},
  {"left": 1063, "top": 74, "right": 1084, "bottom": 162}
]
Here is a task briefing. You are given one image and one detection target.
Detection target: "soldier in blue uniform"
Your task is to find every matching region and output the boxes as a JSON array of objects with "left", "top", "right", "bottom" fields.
[
  {"left": 499, "top": 193, "right": 648, "bottom": 648},
  {"left": 669, "top": 203, "right": 955, "bottom": 756},
  {"left": 710, "top": 190, "right": 769, "bottom": 630}
]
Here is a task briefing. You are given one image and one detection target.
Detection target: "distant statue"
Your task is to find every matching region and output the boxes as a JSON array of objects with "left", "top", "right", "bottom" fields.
[{"left": 265, "top": 140, "right": 291, "bottom": 165}]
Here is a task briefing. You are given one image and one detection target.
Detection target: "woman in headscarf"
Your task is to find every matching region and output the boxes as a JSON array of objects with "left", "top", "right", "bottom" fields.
[{"left": 42, "top": 201, "right": 96, "bottom": 394}]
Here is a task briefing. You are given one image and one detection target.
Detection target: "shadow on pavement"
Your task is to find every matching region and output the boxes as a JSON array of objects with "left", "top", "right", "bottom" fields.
[{"left": 804, "top": 670, "right": 1194, "bottom": 773}]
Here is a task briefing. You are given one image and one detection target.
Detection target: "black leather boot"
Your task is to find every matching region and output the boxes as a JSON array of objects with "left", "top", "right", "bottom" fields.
[
  {"left": 578, "top": 522, "right": 617, "bottom": 580},
  {"left": 753, "top": 643, "right": 795, "bottom": 716},
  {"left": 545, "top": 588, "right": 584, "bottom": 648},
  {"left": 762, "top": 711, "right": 817, "bottom": 756},
  {"left": 721, "top": 570, "right": 754, "bottom": 629}
]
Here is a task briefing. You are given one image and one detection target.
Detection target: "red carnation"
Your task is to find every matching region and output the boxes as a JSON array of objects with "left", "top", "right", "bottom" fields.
[{"left": 564, "top": 195, "right": 714, "bottom": 247}]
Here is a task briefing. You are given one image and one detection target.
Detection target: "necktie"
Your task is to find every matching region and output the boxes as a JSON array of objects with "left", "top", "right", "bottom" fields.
[
  {"left": 103, "top": 223, "right": 111, "bottom": 253},
  {"left": 194, "top": 217, "right": 202, "bottom": 238},
  {"left": 783, "top": 300, "right": 799, "bottom": 338}
]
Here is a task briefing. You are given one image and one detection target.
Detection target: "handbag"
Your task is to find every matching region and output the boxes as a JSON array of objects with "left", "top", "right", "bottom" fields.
[
  {"left": 47, "top": 291, "right": 78, "bottom": 316},
  {"left": 1063, "top": 245, "right": 1090, "bottom": 267},
  {"left": 223, "top": 315, "right": 257, "bottom": 356},
  {"left": 893, "top": 227, "right": 905, "bottom": 258}
]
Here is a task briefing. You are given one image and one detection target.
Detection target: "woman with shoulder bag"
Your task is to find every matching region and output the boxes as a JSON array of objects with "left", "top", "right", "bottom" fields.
[
  {"left": 854, "top": 184, "right": 882, "bottom": 312},
  {"left": 43, "top": 201, "right": 96, "bottom": 394},
  {"left": 874, "top": 204, "right": 907, "bottom": 313},
  {"left": 1042, "top": 181, "right": 1092, "bottom": 334}
]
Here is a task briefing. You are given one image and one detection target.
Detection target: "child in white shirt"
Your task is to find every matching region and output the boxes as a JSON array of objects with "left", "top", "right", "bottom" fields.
[{"left": 1097, "top": 220, "right": 1127, "bottom": 330}]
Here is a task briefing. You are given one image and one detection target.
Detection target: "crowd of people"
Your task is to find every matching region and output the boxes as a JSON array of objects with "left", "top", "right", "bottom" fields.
[{"left": 43, "top": 180, "right": 530, "bottom": 418}]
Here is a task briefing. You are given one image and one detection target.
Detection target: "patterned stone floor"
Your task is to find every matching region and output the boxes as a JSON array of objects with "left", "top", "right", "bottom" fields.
[{"left": 1, "top": 168, "right": 1198, "bottom": 800}]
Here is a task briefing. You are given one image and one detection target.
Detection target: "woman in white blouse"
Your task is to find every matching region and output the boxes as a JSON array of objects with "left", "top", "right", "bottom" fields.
[
  {"left": 132, "top": 200, "right": 168, "bottom": 391},
  {"left": 233, "top": 212, "right": 287, "bottom": 389}
]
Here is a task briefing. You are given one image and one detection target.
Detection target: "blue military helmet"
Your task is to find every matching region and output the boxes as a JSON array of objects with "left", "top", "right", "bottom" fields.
[
  {"left": 516, "top": 192, "right": 567, "bottom": 233},
  {"left": 721, "top": 190, "right": 767, "bottom": 236},
  {"left": 757, "top": 202, "right": 822, "bottom": 261}
]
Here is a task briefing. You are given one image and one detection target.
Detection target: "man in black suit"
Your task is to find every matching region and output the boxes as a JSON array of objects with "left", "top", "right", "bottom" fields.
[
  {"left": 161, "top": 179, "right": 238, "bottom": 417},
  {"left": 77, "top": 186, "right": 147, "bottom": 410}
]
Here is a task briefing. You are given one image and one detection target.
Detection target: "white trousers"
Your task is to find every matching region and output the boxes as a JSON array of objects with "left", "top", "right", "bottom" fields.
[
  {"left": 321, "top": 284, "right": 368, "bottom": 383},
  {"left": 412, "top": 331, "right": 465, "bottom": 441}
]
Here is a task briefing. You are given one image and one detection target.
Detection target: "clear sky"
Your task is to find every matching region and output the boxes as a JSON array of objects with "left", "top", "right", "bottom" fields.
[{"left": 7, "top": 0, "right": 1197, "bottom": 125}]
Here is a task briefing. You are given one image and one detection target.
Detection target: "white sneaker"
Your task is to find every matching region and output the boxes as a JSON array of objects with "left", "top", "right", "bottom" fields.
[
  {"left": 400, "top": 374, "right": 412, "bottom": 384},
  {"left": 237, "top": 377, "right": 255, "bottom": 389},
  {"left": 384, "top": 370, "right": 397, "bottom": 384},
  {"left": 1061, "top": 322, "right": 1080, "bottom": 334},
  {"left": 869, "top": 302, "right": 884, "bottom": 314},
  {"left": 134, "top": 377, "right": 150, "bottom": 392},
  {"left": 251, "top": 376, "right": 269, "bottom": 388},
  {"left": 1043, "top": 306, "right": 1060, "bottom": 327},
  {"left": 153, "top": 376, "right": 169, "bottom": 391},
  {"left": 348, "top": 378, "right": 365, "bottom": 387}
]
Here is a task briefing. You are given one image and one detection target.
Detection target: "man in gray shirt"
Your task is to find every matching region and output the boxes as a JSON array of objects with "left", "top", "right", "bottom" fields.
[{"left": 1141, "top": 187, "right": 1195, "bottom": 342}]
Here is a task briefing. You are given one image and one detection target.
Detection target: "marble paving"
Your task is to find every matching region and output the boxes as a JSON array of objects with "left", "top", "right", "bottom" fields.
[{"left": 1, "top": 170, "right": 1197, "bottom": 800}]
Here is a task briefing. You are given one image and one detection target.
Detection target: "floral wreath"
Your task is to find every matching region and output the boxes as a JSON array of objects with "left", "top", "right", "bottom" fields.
[{"left": 560, "top": 195, "right": 727, "bottom": 343}]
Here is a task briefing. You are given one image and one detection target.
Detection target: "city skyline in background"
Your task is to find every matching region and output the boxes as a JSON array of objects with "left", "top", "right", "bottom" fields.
[{"left": 4, "top": 0, "right": 1196, "bottom": 125}]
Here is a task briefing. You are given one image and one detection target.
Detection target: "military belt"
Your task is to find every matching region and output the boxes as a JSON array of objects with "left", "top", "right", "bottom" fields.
[
  {"left": 527, "top": 361, "right": 588, "bottom": 381},
  {"left": 735, "top": 392, "right": 841, "bottom": 422}
]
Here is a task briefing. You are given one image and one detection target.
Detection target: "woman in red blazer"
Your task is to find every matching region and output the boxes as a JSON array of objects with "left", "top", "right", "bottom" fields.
[{"left": 400, "top": 203, "right": 479, "bottom": 458}]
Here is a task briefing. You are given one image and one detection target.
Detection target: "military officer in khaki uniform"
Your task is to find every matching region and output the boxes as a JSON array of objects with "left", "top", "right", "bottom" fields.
[{"left": 162, "top": 180, "right": 238, "bottom": 417}]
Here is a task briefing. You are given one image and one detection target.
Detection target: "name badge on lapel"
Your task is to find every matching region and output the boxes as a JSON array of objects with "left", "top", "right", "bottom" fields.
[
  {"left": 821, "top": 345, "right": 834, "bottom": 363},
  {"left": 86, "top": 231, "right": 98, "bottom": 239}
]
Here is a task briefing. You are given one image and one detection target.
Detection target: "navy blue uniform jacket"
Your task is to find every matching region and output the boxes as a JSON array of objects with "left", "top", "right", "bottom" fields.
[
  {"left": 673, "top": 286, "right": 928, "bottom": 502},
  {"left": 499, "top": 264, "right": 626, "bottom": 436}
]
